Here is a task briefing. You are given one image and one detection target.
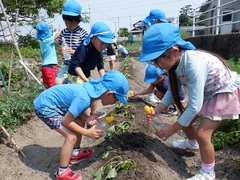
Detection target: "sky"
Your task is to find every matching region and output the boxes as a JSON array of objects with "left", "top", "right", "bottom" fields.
[
  {"left": 2, "top": 0, "right": 207, "bottom": 37},
  {"left": 49, "top": 0, "right": 207, "bottom": 35}
]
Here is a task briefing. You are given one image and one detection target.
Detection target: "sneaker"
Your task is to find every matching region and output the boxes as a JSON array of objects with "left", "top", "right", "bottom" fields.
[
  {"left": 91, "top": 111, "right": 107, "bottom": 119},
  {"left": 186, "top": 169, "right": 216, "bottom": 180},
  {"left": 55, "top": 168, "right": 82, "bottom": 180},
  {"left": 145, "top": 94, "right": 159, "bottom": 103},
  {"left": 171, "top": 139, "right": 199, "bottom": 150},
  {"left": 161, "top": 107, "right": 178, "bottom": 117},
  {"left": 69, "top": 148, "right": 94, "bottom": 165}
]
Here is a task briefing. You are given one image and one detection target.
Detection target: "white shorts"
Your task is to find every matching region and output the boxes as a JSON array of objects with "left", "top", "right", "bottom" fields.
[{"left": 106, "top": 55, "right": 116, "bottom": 62}]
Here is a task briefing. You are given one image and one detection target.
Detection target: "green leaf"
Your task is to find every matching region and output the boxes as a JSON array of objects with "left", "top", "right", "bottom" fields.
[
  {"left": 94, "top": 166, "right": 104, "bottom": 180},
  {"left": 105, "top": 168, "right": 117, "bottom": 179},
  {"left": 102, "top": 151, "right": 110, "bottom": 159},
  {"left": 119, "top": 161, "right": 132, "bottom": 169}
]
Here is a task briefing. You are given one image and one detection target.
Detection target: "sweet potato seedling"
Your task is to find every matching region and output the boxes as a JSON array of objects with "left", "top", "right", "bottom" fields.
[{"left": 94, "top": 155, "right": 137, "bottom": 180}]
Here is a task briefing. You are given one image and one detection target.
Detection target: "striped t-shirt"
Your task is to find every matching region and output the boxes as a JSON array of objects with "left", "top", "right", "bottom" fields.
[{"left": 58, "top": 26, "right": 88, "bottom": 65}]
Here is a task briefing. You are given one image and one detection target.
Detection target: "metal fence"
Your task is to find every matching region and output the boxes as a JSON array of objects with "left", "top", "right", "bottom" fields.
[{"left": 192, "top": 0, "right": 240, "bottom": 36}]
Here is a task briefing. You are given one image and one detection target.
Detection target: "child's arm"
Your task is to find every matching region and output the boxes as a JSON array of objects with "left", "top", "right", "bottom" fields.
[
  {"left": 75, "top": 67, "right": 89, "bottom": 82},
  {"left": 98, "top": 69, "right": 105, "bottom": 77},
  {"left": 134, "top": 84, "right": 155, "bottom": 96}
]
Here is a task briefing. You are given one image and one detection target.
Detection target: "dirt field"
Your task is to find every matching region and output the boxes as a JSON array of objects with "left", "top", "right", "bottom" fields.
[{"left": 0, "top": 57, "right": 239, "bottom": 180}]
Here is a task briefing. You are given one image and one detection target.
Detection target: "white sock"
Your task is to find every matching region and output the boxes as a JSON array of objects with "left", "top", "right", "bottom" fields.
[
  {"left": 149, "top": 93, "right": 154, "bottom": 97},
  {"left": 201, "top": 161, "right": 215, "bottom": 175},
  {"left": 58, "top": 166, "right": 68, "bottom": 175},
  {"left": 71, "top": 147, "right": 80, "bottom": 157}
]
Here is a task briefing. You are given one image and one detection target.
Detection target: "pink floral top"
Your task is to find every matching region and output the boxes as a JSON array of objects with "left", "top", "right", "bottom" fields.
[{"left": 161, "top": 50, "right": 240, "bottom": 126}]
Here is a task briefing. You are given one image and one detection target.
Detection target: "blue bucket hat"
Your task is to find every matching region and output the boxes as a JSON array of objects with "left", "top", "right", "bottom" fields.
[
  {"left": 142, "top": 17, "right": 151, "bottom": 28},
  {"left": 84, "top": 22, "right": 114, "bottom": 45},
  {"left": 36, "top": 22, "right": 52, "bottom": 41},
  {"left": 62, "top": 0, "right": 85, "bottom": 22},
  {"left": 144, "top": 9, "right": 168, "bottom": 27},
  {"left": 138, "top": 23, "right": 196, "bottom": 62},
  {"left": 144, "top": 64, "right": 166, "bottom": 83},
  {"left": 83, "top": 71, "right": 129, "bottom": 104}
]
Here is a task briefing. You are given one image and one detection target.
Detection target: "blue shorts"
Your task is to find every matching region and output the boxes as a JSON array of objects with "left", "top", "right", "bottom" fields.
[
  {"left": 34, "top": 109, "right": 67, "bottom": 129},
  {"left": 56, "top": 63, "right": 69, "bottom": 83}
]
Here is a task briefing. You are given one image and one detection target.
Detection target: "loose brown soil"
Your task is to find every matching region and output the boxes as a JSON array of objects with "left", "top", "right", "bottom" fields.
[{"left": 0, "top": 57, "right": 239, "bottom": 180}]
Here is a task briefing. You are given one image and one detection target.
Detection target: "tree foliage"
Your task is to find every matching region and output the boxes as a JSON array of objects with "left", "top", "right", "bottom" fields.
[
  {"left": 197, "top": 13, "right": 206, "bottom": 26},
  {"left": 119, "top": 28, "right": 129, "bottom": 37},
  {"left": 179, "top": 5, "right": 193, "bottom": 27},
  {"left": 1, "top": 0, "right": 65, "bottom": 26}
]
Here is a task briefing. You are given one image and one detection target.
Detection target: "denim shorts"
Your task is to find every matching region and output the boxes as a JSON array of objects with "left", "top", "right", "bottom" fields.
[{"left": 56, "top": 63, "right": 69, "bottom": 83}]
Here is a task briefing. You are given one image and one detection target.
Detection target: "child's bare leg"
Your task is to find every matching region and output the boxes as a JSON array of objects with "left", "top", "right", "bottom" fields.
[
  {"left": 55, "top": 126, "right": 78, "bottom": 166},
  {"left": 109, "top": 60, "right": 114, "bottom": 70},
  {"left": 196, "top": 118, "right": 222, "bottom": 163}
]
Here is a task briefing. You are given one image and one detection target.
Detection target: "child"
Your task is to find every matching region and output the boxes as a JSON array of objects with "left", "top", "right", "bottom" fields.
[
  {"left": 34, "top": 70, "right": 129, "bottom": 180},
  {"left": 142, "top": 9, "right": 168, "bottom": 103},
  {"left": 55, "top": 0, "right": 88, "bottom": 85},
  {"left": 131, "top": 64, "right": 185, "bottom": 116},
  {"left": 36, "top": 22, "right": 60, "bottom": 88},
  {"left": 68, "top": 21, "right": 114, "bottom": 118},
  {"left": 138, "top": 23, "right": 240, "bottom": 180},
  {"left": 143, "top": 9, "right": 168, "bottom": 28},
  {"left": 106, "top": 39, "right": 117, "bottom": 70},
  {"left": 117, "top": 44, "right": 128, "bottom": 58}
]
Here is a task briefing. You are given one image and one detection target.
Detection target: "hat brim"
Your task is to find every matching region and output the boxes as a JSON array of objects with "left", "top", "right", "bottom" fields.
[
  {"left": 98, "top": 36, "right": 114, "bottom": 44},
  {"left": 144, "top": 76, "right": 157, "bottom": 83},
  {"left": 83, "top": 80, "right": 128, "bottom": 104},
  {"left": 115, "top": 94, "right": 127, "bottom": 104},
  {"left": 62, "top": 11, "right": 79, "bottom": 16},
  {"left": 138, "top": 50, "right": 165, "bottom": 62},
  {"left": 159, "top": 19, "right": 168, "bottom": 23},
  {"left": 83, "top": 80, "right": 107, "bottom": 98}
]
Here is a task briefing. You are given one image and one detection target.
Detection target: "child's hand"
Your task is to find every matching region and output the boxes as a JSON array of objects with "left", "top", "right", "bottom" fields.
[
  {"left": 86, "top": 115, "right": 98, "bottom": 127},
  {"left": 87, "top": 125, "right": 104, "bottom": 139},
  {"left": 155, "top": 123, "right": 173, "bottom": 141},
  {"left": 59, "top": 46, "right": 73, "bottom": 54},
  {"left": 128, "top": 91, "right": 136, "bottom": 98},
  {"left": 54, "top": 32, "right": 60, "bottom": 39}
]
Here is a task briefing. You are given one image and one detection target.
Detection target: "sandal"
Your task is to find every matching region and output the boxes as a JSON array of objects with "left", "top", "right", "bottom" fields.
[
  {"left": 69, "top": 148, "right": 94, "bottom": 165},
  {"left": 55, "top": 168, "right": 82, "bottom": 180}
]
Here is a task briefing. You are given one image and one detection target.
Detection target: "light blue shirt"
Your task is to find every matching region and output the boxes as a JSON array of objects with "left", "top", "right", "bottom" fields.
[
  {"left": 33, "top": 84, "right": 91, "bottom": 118},
  {"left": 161, "top": 50, "right": 240, "bottom": 127},
  {"left": 40, "top": 36, "right": 58, "bottom": 66}
]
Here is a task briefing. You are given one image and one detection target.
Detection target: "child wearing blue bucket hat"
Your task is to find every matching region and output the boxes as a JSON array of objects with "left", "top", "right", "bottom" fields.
[
  {"left": 33, "top": 70, "right": 129, "bottom": 180},
  {"left": 142, "top": 9, "right": 168, "bottom": 28},
  {"left": 142, "top": 9, "right": 168, "bottom": 103},
  {"left": 138, "top": 23, "right": 240, "bottom": 180},
  {"left": 68, "top": 21, "right": 114, "bottom": 119},
  {"left": 130, "top": 64, "right": 185, "bottom": 116},
  {"left": 55, "top": 0, "right": 88, "bottom": 85},
  {"left": 36, "top": 22, "right": 60, "bottom": 88}
]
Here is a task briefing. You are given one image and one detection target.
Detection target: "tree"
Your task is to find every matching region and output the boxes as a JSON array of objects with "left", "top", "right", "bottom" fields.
[
  {"left": 119, "top": 28, "right": 129, "bottom": 37},
  {"left": 197, "top": 13, "right": 206, "bottom": 26},
  {"left": 179, "top": 5, "right": 193, "bottom": 26},
  {"left": 1, "top": 0, "right": 64, "bottom": 26}
]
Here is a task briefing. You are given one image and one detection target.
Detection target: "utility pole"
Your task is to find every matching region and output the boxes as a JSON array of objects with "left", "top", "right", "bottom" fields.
[
  {"left": 82, "top": 4, "right": 91, "bottom": 27},
  {"left": 88, "top": 4, "right": 91, "bottom": 26},
  {"left": 129, "top": 16, "right": 132, "bottom": 31},
  {"left": 118, "top": 17, "right": 120, "bottom": 37}
]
